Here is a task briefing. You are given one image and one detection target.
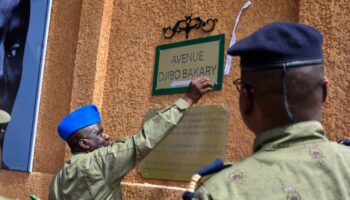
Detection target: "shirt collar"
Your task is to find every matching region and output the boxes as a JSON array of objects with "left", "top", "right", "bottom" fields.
[{"left": 253, "top": 121, "right": 328, "bottom": 153}]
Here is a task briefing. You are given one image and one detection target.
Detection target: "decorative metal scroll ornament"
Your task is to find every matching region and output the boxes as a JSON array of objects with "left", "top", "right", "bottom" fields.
[{"left": 163, "top": 15, "right": 218, "bottom": 39}]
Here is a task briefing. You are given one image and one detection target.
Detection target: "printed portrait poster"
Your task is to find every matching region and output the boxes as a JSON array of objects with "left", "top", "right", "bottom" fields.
[{"left": 0, "top": 0, "right": 51, "bottom": 171}]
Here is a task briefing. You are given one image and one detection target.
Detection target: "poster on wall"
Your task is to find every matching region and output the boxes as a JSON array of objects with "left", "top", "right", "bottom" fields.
[{"left": 0, "top": 0, "right": 52, "bottom": 172}]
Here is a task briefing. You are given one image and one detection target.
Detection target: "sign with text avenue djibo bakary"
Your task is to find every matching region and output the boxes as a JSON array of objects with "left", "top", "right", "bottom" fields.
[{"left": 152, "top": 34, "right": 225, "bottom": 95}]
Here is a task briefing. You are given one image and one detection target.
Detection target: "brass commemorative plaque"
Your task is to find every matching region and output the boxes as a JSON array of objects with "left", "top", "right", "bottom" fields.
[{"left": 139, "top": 105, "right": 228, "bottom": 181}]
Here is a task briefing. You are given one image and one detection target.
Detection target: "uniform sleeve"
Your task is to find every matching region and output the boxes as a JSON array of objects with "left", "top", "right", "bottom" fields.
[
  {"left": 0, "top": 195, "right": 11, "bottom": 200},
  {"left": 95, "top": 98, "right": 191, "bottom": 183},
  {"left": 48, "top": 174, "right": 61, "bottom": 200}
]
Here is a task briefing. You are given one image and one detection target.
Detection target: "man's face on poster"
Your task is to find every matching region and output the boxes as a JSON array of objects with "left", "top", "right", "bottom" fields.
[{"left": 0, "top": 0, "right": 30, "bottom": 115}]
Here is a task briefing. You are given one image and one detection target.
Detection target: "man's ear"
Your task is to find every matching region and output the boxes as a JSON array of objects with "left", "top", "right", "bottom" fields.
[
  {"left": 322, "top": 84, "right": 327, "bottom": 102},
  {"left": 322, "top": 77, "right": 328, "bottom": 102},
  {"left": 78, "top": 139, "right": 91, "bottom": 150}
]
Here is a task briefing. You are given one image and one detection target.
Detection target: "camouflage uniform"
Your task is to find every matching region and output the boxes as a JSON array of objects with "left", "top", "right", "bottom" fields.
[{"left": 193, "top": 121, "right": 350, "bottom": 200}]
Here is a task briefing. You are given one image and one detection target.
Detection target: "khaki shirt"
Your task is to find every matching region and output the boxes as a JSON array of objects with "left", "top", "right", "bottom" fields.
[
  {"left": 194, "top": 121, "right": 350, "bottom": 200},
  {"left": 49, "top": 99, "right": 190, "bottom": 200}
]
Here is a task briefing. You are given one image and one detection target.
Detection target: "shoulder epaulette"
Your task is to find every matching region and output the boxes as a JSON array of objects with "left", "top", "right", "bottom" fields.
[
  {"left": 338, "top": 139, "right": 350, "bottom": 146},
  {"left": 182, "top": 159, "right": 229, "bottom": 200}
]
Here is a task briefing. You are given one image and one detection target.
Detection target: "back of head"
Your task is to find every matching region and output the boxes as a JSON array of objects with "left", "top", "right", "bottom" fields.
[
  {"left": 228, "top": 22, "right": 326, "bottom": 133},
  {"left": 242, "top": 65, "right": 324, "bottom": 122}
]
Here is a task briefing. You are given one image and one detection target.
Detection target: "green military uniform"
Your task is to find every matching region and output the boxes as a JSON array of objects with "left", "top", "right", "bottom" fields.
[
  {"left": 49, "top": 98, "right": 190, "bottom": 200},
  {"left": 193, "top": 121, "right": 350, "bottom": 200}
]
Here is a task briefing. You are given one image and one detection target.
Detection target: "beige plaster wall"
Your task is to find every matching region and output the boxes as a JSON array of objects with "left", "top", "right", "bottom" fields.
[
  {"left": 34, "top": 0, "right": 83, "bottom": 174},
  {"left": 1, "top": 0, "right": 349, "bottom": 199},
  {"left": 299, "top": 0, "right": 350, "bottom": 140}
]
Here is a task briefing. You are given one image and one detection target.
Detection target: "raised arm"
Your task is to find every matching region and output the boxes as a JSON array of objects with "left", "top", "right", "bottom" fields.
[{"left": 97, "top": 77, "right": 213, "bottom": 180}]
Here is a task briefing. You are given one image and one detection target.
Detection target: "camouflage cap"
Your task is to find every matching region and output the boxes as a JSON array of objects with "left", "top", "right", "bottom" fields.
[{"left": 0, "top": 110, "right": 11, "bottom": 124}]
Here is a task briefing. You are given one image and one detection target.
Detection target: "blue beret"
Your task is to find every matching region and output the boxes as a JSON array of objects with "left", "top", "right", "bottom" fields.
[
  {"left": 57, "top": 105, "right": 101, "bottom": 141},
  {"left": 228, "top": 22, "right": 323, "bottom": 69}
]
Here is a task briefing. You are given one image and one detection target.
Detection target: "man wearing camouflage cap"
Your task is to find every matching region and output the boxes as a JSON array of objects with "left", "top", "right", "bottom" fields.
[
  {"left": 49, "top": 77, "right": 213, "bottom": 200},
  {"left": 0, "top": 110, "right": 10, "bottom": 167},
  {"left": 189, "top": 22, "right": 350, "bottom": 199},
  {"left": 0, "top": 110, "right": 10, "bottom": 200}
]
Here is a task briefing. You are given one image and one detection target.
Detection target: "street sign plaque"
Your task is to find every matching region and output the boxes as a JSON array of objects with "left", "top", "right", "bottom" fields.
[{"left": 152, "top": 34, "right": 225, "bottom": 95}]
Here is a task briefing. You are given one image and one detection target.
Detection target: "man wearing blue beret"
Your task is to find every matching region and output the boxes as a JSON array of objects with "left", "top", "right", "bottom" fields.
[
  {"left": 189, "top": 22, "right": 350, "bottom": 199},
  {"left": 48, "top": 77, "right": 213, "bottom": 200}
]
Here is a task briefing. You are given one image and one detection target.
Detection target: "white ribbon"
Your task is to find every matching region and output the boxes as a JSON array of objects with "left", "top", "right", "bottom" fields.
[{"left": 224, "top": 0, "right": 252, "bottom": 75}]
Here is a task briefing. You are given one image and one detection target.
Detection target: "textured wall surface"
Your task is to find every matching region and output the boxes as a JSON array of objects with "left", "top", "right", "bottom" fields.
[
  {"left": 33, "top": 0, "right": 83, "bottom": 174},
  {"left": 299, "top": 0, "right": 350, "bottom": 140},
  {"left": 1, "top": 0, "right": 349, "bottom": 199},
  {"left": 0, "top": 171, "right": 52, "bottom": 199}
]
